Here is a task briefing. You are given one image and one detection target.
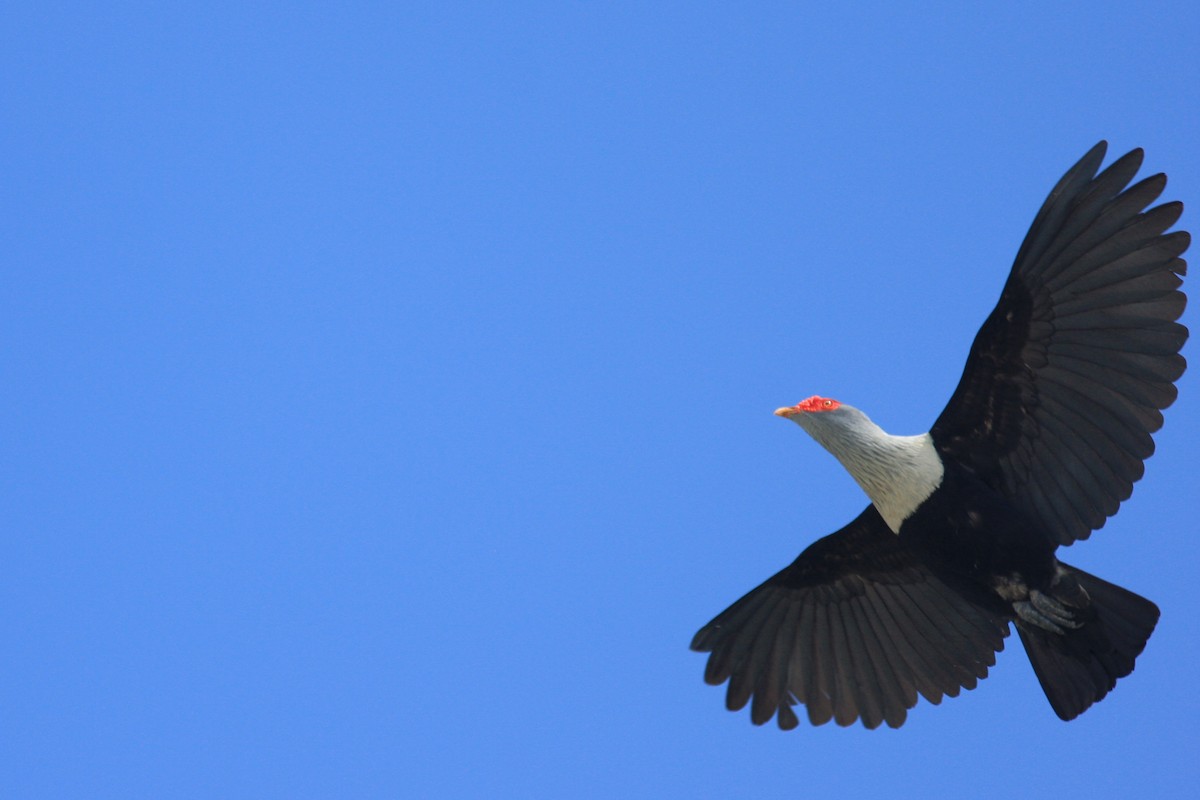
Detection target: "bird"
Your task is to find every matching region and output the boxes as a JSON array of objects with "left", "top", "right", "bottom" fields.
[{"left": 690, "top": 142, "right": 1188, "bottom": 730}]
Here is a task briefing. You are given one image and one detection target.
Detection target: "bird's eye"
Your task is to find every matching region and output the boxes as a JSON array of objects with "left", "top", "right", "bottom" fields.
[{"left": 823, "top": 399, "right": 832, "bottom": 407}]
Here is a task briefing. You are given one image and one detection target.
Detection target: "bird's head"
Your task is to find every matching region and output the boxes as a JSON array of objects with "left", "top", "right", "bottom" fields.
[
  {"left": 774, "top": 395, "right": 878, "bottom": 453},
  {"left": 774, "top": 395, "right": 842, "bottom": 418},
  {"left": 774, "top": 395, "right": 846, "bottom": 431}
]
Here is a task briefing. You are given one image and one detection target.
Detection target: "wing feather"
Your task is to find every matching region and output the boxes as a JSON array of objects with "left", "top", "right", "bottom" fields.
[
  {"left": 691, "top": 507, "right": 1010, "bottom": 729},
  {"left": 931, "top": 142, "right": 1187, "bottom": 545}
]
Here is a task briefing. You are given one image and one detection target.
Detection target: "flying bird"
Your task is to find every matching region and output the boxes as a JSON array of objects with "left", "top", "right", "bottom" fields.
[{"left": 691, "top": 142, "right": 1188, "bottom": 729}]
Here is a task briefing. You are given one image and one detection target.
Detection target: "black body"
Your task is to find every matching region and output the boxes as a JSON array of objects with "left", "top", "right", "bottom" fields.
[
  {"left": 898, "top": 459, "right": 1058, "bottom": 591},
  {"left": 692, "top": 142, "right": 1187, "bottom": 728}
]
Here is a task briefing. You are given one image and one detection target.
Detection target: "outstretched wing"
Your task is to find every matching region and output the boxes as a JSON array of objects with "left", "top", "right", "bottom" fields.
[
  {"left": 930, "top": 142, "right": 1188, "bottom": 546},
  {"left": 691, "top": 506, "right": 1010, "bottom": 729}
]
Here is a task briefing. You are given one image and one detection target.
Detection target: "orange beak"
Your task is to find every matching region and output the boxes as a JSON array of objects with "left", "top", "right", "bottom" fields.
[{"left": 774, "top": 406, "right": 799, "bottom": 418}]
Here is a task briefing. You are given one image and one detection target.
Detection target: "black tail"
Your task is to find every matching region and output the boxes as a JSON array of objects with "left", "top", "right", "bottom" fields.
[{"left": 1016, "top": 563, "right": 1159, "bottom": 720}]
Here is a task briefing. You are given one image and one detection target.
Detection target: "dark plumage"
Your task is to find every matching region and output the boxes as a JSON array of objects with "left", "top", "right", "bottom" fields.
[{"left": 691, "top": 143, "right": 1187, "bottom": 729}]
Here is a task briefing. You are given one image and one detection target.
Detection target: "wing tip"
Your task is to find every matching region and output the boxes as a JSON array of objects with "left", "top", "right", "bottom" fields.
[{"left": 1077, "top": 140, "right": 1109, "bottom": 176}]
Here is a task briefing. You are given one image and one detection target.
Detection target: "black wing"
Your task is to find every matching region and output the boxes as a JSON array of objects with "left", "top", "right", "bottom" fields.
[
  {"left": 691, "top": 506, "right": 1010, "bottom": 729},
  {"left": 930, "top": 142, "right": 1188, "bottom": 546}
]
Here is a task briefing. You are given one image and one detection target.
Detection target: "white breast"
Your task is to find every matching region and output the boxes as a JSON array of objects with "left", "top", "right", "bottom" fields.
[
  {"left": 839, "top": 432, "right": 944, "bottom": 533},
  {"left": 792, "top": 405, "right": 945, "bottom": 533}
]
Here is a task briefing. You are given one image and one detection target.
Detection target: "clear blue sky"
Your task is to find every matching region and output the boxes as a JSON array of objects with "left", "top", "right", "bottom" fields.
[{"left": 4, "top": 3, "right": 1199, "bottom": 798}]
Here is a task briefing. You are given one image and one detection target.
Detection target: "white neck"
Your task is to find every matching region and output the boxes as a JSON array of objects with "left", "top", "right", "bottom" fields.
[{"left": 794, "top": 406, "right": 944, "bottom": 533}]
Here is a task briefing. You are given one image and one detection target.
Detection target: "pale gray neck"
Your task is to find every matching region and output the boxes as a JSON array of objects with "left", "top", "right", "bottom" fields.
[{"left": 801, "top": 409, "right": 944, "bottom": 533}]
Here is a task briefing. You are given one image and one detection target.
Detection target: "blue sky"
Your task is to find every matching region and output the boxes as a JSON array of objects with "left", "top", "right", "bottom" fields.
[{"left": 4, "top": 3, "right": 1199, "bottom": 798}]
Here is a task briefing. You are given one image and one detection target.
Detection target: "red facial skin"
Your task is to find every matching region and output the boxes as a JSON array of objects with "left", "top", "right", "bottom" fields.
[
  {"left": 797, "top": 396, "right": 841, "bottom": 412},
  {"left": 774, "top": 395, "right": 841, "bottom": 417}
]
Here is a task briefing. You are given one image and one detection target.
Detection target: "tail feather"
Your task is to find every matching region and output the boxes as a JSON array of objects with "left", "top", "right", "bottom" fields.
[{"left": 1017, "top": 563, "right": 1159, "bottom": 720}]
